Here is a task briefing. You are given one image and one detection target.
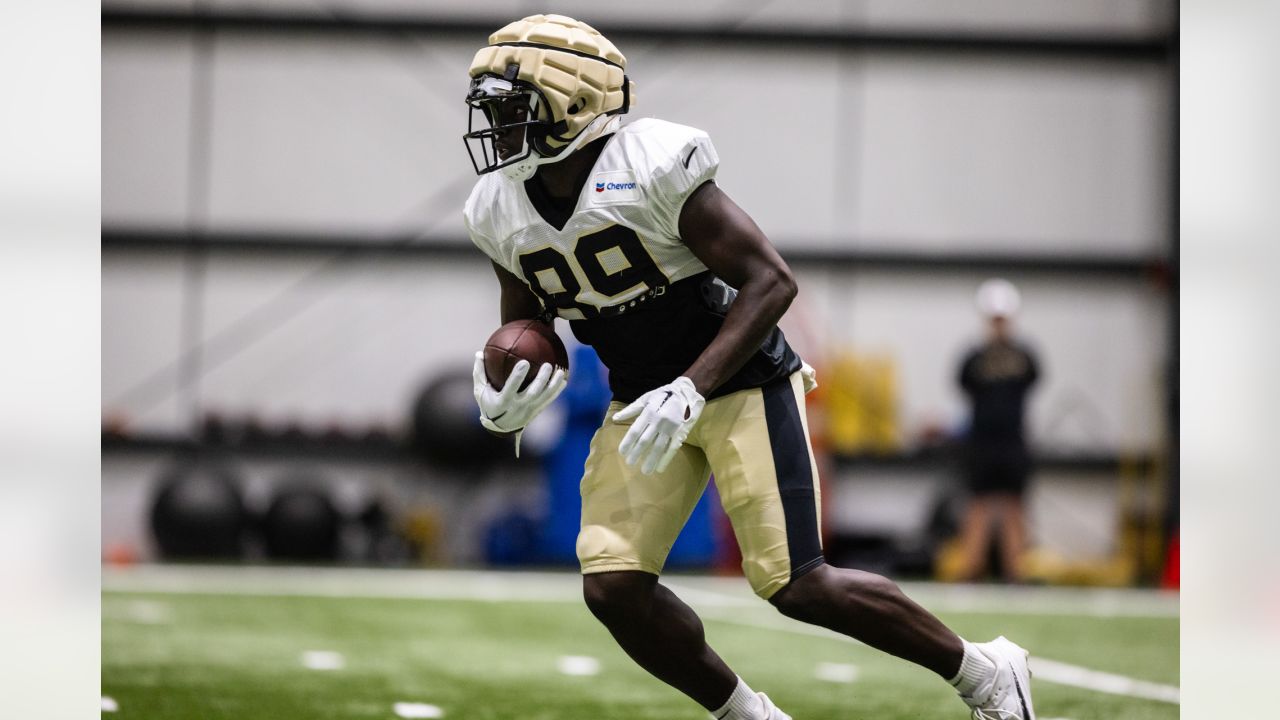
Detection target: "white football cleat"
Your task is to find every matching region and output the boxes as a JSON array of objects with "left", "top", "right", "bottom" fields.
[
  {"left": 961, "top": 636, "right": 1036, "bottom": 720},
  {"left": 758, "top": 692, "right": 792, "bottom": 720}
]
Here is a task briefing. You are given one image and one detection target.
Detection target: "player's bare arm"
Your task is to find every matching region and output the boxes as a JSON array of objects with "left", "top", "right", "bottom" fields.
[
  {"left": 611, "top": 180, "right": 800, "bottom": 473},
  {"left": 491, "top": 261, "right": 542, "bottom": 324},
  {"left": 676, "top": 181, "right": 797, "bottom": 397}
]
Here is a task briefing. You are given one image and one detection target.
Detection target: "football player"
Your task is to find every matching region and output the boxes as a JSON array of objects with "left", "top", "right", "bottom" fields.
[{"left": 463, "top": 14, "right": 1036, "bottom": 720}]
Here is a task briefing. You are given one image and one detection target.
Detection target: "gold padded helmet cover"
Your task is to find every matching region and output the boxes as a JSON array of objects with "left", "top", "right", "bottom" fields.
[{"left": 469, "top": 14, "right": 634, "bottom": 151}]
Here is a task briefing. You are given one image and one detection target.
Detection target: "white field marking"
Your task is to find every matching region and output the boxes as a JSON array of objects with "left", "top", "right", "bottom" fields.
[
  {"left": 101, "top": 696, "right": 119, "bottom": 712},
  {"left": 394, "top": 702, "right": 445, "bottom": 718},
  {"left": 696, "top": 610, "right": 1180, "bottom": 705},
  {"left": 300, "top": 650, "right": 346, "bottom": 671},
  {"left": 556, "top": 655, "right": 601, "bottom": 676},
  {"left": 101, "top": 598, "right": 172, "bottom": 625},
  {"left": 102, "top": 566, "right": 1176, "bottom": 618},
  {"left": 814, "top": 662, "right": 859, "bottom": 683},
  {"left": 126, "top": 599, "right": 172, "bottom": 624},
  {"left": 1031, "top": 659, "right": 1180, "bottom": 704}
]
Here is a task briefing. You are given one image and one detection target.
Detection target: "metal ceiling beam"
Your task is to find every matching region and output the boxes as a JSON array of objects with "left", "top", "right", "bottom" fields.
[
  {"left": 101, "top": 6, "right": 1172, "bottom": 61},
  {"left": 102, "top": 227, "right": 1171, "bottom": 282}
]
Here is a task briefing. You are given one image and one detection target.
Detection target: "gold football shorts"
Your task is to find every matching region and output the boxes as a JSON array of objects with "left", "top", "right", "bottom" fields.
[{"left": 576, "top": 371, "right": 823, "bottom": 599}]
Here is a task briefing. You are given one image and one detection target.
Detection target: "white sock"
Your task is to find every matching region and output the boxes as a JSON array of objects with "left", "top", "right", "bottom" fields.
[
  {"left": 711, "top": 676, "right": 763, "bottom": 720},
  {"left": 949, "top": 640, "right": 997, "bottom": 697}
]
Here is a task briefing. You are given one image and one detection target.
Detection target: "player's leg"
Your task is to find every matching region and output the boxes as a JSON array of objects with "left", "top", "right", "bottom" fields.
[
  {"left": 771, "top": 564, "right": 965, "bottom": 675},
  {"left": 961, "top": 449, "right": 1008, "bottom": 581},
  {"left": 700, "top": 372, "right": 1035, "bottom": 718},
  {"left": 996, "top": 493, "right": 1029, "bottom": 583},
  {"left": 578, "top": 405, "right": 780, "bottom": 718},
  {"left": 957, "top": 496, "right": 995, "bottom": 581},
  {"left": 582, "top": 570, "right": 736, "bottom": 709}
]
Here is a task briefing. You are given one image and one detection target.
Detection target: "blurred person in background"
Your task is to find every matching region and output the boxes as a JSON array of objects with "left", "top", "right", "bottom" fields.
[
  {"left": 463, "top": 14, "right": 1037, "bottom": 720},
  {"left": 956, "top": 279, "right": 1041, "bottom": 583}
]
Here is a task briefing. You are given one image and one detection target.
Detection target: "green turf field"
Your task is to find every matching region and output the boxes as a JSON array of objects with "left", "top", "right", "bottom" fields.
[{"left": 102, "top": 567, "right": 1178, "bottom": 720}]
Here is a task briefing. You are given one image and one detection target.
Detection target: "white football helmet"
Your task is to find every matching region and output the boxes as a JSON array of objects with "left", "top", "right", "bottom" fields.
[{"left": 463, "top": 14, "right": 635, "bottom": 181}]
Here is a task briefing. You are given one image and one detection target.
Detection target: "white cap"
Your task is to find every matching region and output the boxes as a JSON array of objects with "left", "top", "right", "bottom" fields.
[{"left": 976, "top": 278, "right": 1021, "bottom": 318}]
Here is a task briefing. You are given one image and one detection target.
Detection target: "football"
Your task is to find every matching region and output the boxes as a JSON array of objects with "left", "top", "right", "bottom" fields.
[{"left": 483, "top": 319, "right": 569, "bottom": 391}]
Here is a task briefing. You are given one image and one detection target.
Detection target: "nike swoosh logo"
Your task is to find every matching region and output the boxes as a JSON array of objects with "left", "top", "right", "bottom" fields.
[
  {"left": 1012, "top": 671, "right": 1031, "bottom": 719},
  {"left": 683, "top": 146, "right": 698, "bottom": 168}
]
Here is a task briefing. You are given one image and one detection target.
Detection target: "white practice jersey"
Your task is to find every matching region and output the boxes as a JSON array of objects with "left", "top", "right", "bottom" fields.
[
  {"left": 465, "top": 118, "right": 718, "bottom": 321},
  {"left": 464, "top": 118, "right": 800, "bottom": 402}
]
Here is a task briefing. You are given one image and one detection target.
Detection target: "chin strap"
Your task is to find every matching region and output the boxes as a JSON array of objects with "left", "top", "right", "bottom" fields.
[{"left": 502, "top": 115, "right": 621, "bottom": 181}]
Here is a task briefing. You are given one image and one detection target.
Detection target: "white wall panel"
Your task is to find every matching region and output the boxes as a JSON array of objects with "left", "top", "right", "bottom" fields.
[
  {"left": 102, "top": 31, "right": 196, "bottom": 225},
  {"left": 193, "top": 255, "right": 498, "bottom": 425},
  {"left": 861, "top": 0, "right": 1170, "bottom": 36},
  {"left": 854, "top": 56, "right": 1167, "bottom": 254},
  {"left": 101, "top": 254, "right": 189, "bottom": 429},
  {"left": 204, "top": 34, "right": 476, "bottom": 233},
  {"left": 633, "top": 45, "right": 846, "bottom": 243},
  {"left": 102, "top": 252, "right": 504, "bottom": 430}
]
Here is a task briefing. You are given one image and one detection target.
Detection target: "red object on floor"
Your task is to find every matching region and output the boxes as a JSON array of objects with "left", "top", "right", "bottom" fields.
[
  {"left": 103, "top": 543, "right": 138, "bottom": 567},
  {"left": 1161, "top": 530, "right": 1179, "bottom": 589}
]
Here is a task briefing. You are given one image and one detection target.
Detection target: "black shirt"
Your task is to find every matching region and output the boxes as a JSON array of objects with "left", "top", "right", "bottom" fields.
[
  {"left": 570, "top": 272, "right": 801, "bottom": 402},
  {"left": 958, "top": 340, "right": 1040, "bottom": 447}
]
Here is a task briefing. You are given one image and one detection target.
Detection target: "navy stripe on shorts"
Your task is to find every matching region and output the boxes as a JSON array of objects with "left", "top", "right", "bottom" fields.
[{"left": 761, "top": 377, "right": 824, "bottom": 580}]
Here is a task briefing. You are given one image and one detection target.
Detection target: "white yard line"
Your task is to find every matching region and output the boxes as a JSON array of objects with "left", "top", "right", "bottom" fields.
[
  {"left": 1031, "top": 659, "right": 1180, "bottom": 704},
  {"left": 104, "top": 565, "right": 1179, "bottom": 704},
  {"left": 814, "top": 662, "right": 860, "bottom": 683},
  {"left": 300, "top": 650, "right": 346, "bottom": 671},
  {"left": 556, "top": 655, "right": 602, "bottom": 676},
  {"left": 697, "top": 609, "right": 1180, "bottom": 705},
  {"left": 393, "top": 702, "right": 444, "bottom": 718}
]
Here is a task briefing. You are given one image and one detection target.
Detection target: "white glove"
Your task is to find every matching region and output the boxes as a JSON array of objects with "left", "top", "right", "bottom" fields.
[
  {"left": 800, "top": 361, "right": 818, "bottom": 394},
  {"left": 472, "top": 351, "right": 567, "bottom": 456},
  {"left": 612, "top": 376, "right": 706, "bottom": 475}
]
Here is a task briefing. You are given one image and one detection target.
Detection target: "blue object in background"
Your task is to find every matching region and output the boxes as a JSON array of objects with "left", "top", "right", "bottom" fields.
[
  {"left": 484, "top": 511, "right": 541, "bottom": 566},
  {"left": 541, "top": 344, "right": 719, "bottom": 567},
  {"left": 665, "top": 482, "right": 719, "bottom": 568},
  {"left": 541, "top": 345, "right": 611, "bottom": 565}
]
